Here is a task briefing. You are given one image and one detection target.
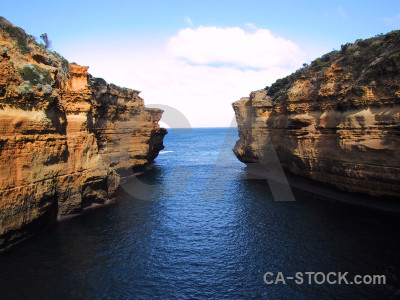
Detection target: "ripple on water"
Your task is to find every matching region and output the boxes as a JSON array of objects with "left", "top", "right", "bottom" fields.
[{"left": 0, "top": 128, "right": 399, "bottom": 299}]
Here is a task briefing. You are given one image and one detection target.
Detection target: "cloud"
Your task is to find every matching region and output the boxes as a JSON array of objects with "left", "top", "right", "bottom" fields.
[
  {"left": 245, "top": 23, "right": 257, "bottom": 30},
  {"left": 134, "top": 58, "right": 293, "bottom": 127},
  {"left": 61, "top": 26, "right": 305, "bottom": 127},
  {"left": 166, "top": 26, "right": 305, "bottom": 69},
  {"left": 185, "top": 16, "right": 193, "bottom": 27}
]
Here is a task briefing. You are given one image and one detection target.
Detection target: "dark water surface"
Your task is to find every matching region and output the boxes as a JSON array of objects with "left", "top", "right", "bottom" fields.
[{"left": 1, "top": 128, "right": 399, "bottom": 299}]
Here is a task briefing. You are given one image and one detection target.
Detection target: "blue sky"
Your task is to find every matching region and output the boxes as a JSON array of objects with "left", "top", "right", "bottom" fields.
[{"left": 2, "top": 0, "right": 400, "bottom": 127}]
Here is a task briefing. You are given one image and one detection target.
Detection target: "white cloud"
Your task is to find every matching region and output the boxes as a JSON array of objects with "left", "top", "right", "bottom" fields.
[
  {"left": 185, "top": 16, "right": 193, "bottom": 27},
  {"left": 166, "top": 26, "right": 305, "bottom": 69},
  {"left": 136, "top": 58, "right": 292, "bottom": 127},
  {"left": 245, "top": 23, "right": 257, "bottom": 30},
  {"left": 60, "top": 26, "right": 305, "bottom": 127}
]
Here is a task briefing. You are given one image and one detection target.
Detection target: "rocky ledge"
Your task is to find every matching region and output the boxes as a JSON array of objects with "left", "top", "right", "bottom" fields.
[
  {"left": 233, "top": 31, "right": 400, "bottom": 202},
  {"left": 0, "top": 17, "right": 167, "bottom": 250}
]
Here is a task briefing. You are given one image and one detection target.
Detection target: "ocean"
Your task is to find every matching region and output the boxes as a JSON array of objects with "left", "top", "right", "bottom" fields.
[{"left": 0, "top": 127, "right": 399, "bottom": 299}]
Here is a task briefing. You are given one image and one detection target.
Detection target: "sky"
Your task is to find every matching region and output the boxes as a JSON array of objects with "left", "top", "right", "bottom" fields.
[{"left": 2, "top": 0, "right": 400, "bottom": 127}]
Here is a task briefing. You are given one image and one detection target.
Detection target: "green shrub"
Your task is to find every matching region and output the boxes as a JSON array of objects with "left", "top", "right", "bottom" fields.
[
  {"left": 0, "top": 17, "right": 32, "bottom": 54},
  {"left": 43, "top": 84, "right": 53, "bottom": 94},
  {"left": 18, "top": 81, "right": 34, "bottom": 95},
  {"left": 89, "top": 76, "right": 107, "bottom": 91},
  {"left": 40, "top": 33, "right": 51, "bottom": 49},
  {"left": 390, "top": 52, "right": 400, "bottom": 69},
  {"left": 18, "top": 64, "right": 52, "bottom": 85},
  {"left": 267, "top": 77, "right": 291, "bottom": 96},
  {"left": 310, "top": 58, "right": 328, "bottom": 72},
  {"left": 340, "top": 43, "right": 350, "bottom": 52}
]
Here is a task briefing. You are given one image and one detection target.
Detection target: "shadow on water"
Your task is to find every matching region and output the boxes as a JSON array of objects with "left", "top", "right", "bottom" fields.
[{"left": 0, "top": 128, "right": 399, "bottom": 299}]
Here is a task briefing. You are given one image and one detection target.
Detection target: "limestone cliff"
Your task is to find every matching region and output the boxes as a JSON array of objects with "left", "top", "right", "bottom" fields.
[
  {"left": 233, "top": 31, "right": 400, "bottom": 200},
  {"left": 0, "top": 17, "right": 166, "bottom": 250}
]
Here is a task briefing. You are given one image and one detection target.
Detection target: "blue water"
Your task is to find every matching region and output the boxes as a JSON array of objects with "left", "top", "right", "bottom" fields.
[{"left": 0, "top": 128, "right": 399, "bottom": 299}]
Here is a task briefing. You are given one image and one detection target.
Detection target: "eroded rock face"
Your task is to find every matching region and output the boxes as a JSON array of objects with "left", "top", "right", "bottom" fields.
[
  {"left": 233, "top": 31, "right": 400, "bottom": 200},
  {"left": 0, "top": 18, "right": 166, "bottom": 250}
]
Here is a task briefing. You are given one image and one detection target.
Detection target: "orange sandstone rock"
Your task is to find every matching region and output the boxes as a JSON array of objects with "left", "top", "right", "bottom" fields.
[
  {"left": 233, "top": 31, "right": 400, "bottom": 200},
  {"left": 0, "top": 17, "right": 166, "bottom": 250}
]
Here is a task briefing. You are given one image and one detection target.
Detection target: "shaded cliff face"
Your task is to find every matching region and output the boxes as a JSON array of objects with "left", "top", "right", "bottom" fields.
[
  {"left": 233, "top": 31, "right": 400, "bottom": 199},
  {"left": 0, "top": 17, "right": 166, "bottom": 250}
]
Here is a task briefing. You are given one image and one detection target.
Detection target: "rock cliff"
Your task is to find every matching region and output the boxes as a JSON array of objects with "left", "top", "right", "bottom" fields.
[
  {"left": 0, "top": 17, "right": 166, "bottom": 250},
  {"left": 233, "top": 31, "right": 400, "bottom": 200}
]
